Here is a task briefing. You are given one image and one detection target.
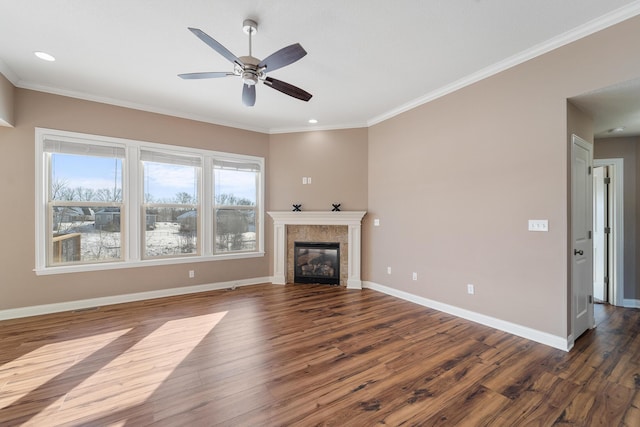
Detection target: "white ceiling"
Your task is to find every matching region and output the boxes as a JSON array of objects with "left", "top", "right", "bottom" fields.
[
  {"left": 570, "top": 78, "right": 640, "bottom": 138},
  {"left": 1, "top": 0, "right": 640, "bottom": 134}
]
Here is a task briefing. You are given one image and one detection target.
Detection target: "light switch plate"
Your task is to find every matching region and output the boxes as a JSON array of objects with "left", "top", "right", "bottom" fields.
[
  {"left": 374, "top": 219, "right": 380, "bottom": 226},
  {"left": 528, "top": 219, "right": 548, "bottom": 232}
]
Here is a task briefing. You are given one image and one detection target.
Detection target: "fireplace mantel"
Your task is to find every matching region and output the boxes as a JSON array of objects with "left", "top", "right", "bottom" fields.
[{"left": 268, "top": 211, "right": 366, "bottom": 289}]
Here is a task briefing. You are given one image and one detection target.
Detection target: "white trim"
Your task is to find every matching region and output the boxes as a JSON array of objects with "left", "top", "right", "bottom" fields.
[
  {"left": 368, "top": 2, "right": 640, "bottom": 127},
  {"left": 363, "top": 281, "right": 572, "bottom": 352},
  {"left": 269, "top": 122, "right": 368, "bottom": 135},
  {"left": 267, "top": 211, "right": 367, "bottom": 226},
  {"left": 593, "top": 158, "right": 624, "bottom": 307},
  {"left": 20, "top": 83, "right": 273, "bottom": 134},
  {"left": 0, "top": 277, "right": 271, "bottom": 321},
  {"left": 0, "top": 58, "right": 19, "bottom": 85},
  {"left": 623, "top": 299, "right": 640, "bottom": 308}
]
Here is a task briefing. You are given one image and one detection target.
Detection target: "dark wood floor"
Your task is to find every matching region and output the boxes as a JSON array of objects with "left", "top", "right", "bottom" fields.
[{"left": 0, "top": 284, "right": 638, "bottom": 426}]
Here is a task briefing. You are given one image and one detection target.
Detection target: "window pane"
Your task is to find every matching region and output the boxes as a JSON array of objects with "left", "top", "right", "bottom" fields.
[
  {"left": 143, "top": 161, "right": 198, "bottom": 203},
  {"left": 50, "top": 154, "right": 123, "bottom": 202},
  {"left": 214, "top": 168, "right": 256, "bottom": 205},
  {"left": 48, "top": 151, "right": 123, "bottom": 266},
  {"left": 50, "top": 205, "right": 122, "bottom": 265},
  {"left": 144, "top": 207, "right": 197, "bottom": 257},
  {"left": 215, "top": 208, "right": 256, "bottom": 252}
]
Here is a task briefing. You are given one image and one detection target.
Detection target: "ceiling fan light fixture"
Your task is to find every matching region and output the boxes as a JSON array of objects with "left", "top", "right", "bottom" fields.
[
  {"left": 609, "top": 126, "right": 625, "bottom": 133},
  {"left": 242, "top": 71, "right": 258, "bottom": 85}
]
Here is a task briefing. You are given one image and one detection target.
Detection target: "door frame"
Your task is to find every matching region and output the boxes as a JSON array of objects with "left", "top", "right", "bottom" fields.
[
  {"left": 593, "top": 158, "right": 624, "bottom": 307},
  {"left": 592, "top": 165, "right": 607, "bottom": 302}
]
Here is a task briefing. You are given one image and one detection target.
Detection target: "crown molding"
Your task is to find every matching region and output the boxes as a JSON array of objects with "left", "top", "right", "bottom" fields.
[{"left": 368, "top": 2, "right": 640, "bottom": 127}]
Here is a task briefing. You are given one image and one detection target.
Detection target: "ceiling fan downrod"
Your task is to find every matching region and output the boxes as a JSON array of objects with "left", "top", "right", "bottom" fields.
[{"left": 242, "top": 19, "right": 258, "bottom": 57}]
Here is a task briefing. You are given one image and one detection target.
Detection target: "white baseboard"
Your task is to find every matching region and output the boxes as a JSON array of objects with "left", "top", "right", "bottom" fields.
[
  {"left": 623, "top": 298, "right": 640, "bottom": 308},
  {"left": 0, "top": 277, "right": 272, "bottom": 321},
  {"left": 363, "top": 281, "right": 571, "bottom": 352}
]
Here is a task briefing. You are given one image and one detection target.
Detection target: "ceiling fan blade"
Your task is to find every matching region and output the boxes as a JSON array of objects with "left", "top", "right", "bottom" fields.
[
  {"left": 188, "top": 27, "right": 243, "bottom": 67},
  {"left": 178, "top": 72, "right": 234, "bottom": 79},
  {"left": 264, "top": 77, "right": 312, "bottom": 102},
  {"left": 258, "top": 43, "right": 307, "bottom": 73},
  {"left": 242, "top": 84, "right": 256, "bottom": 107}
]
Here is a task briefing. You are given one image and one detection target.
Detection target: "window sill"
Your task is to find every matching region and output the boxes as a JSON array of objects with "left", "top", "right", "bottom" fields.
[{"left": 34, "top": 251, "right": 266, "bottom": 276}]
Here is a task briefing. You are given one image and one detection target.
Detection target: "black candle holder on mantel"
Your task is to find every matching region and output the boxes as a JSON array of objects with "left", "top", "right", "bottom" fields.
[
  {"left": 331, "top": 203, "right": 341, "bottom": 212},
  {"left": 292, "top": 204, "right": 302, "bottom": 212}
]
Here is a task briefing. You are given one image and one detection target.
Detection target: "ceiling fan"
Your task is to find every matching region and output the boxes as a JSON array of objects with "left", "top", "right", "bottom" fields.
[{"left": 179, "top": 19, "right": 313, "bottom": 107}]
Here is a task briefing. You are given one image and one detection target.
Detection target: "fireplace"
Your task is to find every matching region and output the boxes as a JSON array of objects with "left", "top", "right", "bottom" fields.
[
  {"left": 294, "top": 242, "right": 340, "bottom": 285},
  {"left": 267, "top": 211, "right": 366, "bottom": 289}
]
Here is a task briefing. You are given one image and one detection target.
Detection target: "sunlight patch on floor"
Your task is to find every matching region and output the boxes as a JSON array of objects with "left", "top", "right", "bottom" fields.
[
  {"left": 0, "top": 328, "right": 132, "bottom": 409},
  {"left": 45, "top": 311, "right": 227, "bottom": 425}
]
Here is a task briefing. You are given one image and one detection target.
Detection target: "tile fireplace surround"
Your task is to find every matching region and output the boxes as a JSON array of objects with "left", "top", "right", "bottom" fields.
[{"left": 267, "top": 211, "right": 367, "bottom": 289}]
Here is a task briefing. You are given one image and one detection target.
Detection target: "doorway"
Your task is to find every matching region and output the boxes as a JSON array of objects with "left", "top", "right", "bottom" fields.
[
  {"left": 592, "top": 158, "right": 624, "bottom": 307},
  {"left": 593, "top": 165, "right": 608, "bottom": 302}
]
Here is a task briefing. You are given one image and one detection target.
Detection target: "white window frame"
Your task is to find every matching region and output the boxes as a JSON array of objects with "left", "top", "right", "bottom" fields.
[
  {"left": 35, "top": 128, "right": 265, "bottom": 275},
  {"left": 141, "top": 148, "right": 202, "bottom": 260},
  {"left": 212, "top": 158, "right": 262, "bottom": 255}
]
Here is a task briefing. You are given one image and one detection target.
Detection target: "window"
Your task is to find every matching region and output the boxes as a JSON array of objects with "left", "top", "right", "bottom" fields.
[
  {"left": 45, "top": 139, "right": 125, "bottom": 266},
  {"left": 213, "top": 160, "right": 260, "bottom": 253},
  {"left": 142, "top": 150, "right": 201, "bottom": 258},
  {"left": 35, "top": 128, "right": 264, "bottom": 274}
]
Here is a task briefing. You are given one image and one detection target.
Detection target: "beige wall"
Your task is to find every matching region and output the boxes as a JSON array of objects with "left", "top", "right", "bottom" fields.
[
  {"left": 594, "top": 136, "right": 639, "bottom": 300},
  {"left": 365, "top": 16, "right": 640, "bottom": 338},
  {"left": 0, "top": 73, "right": 14, "bottom": 127},
  {"left": 0, "top": 89, "right": 270, "bottom": 310},
  {"left": 268, "top": 129, "right": 368, "bottom": 211}
]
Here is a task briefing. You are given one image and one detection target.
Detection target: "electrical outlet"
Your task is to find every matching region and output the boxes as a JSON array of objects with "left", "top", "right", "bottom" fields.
[
  {"left": 387, "top": 266, "right": 392, "bottom": 275},
  {"left": 467, "top": 284, "right": 475, "bottom": 295},
  {"left": 374, "top": 219, "right": 380, "bottom": 226},
  {"left": 412, "top": 272, "right": 418, "bottom": 281},
  {"left": 302, "top": 177, "right": 308, "bottom": 185},
  {"left": 307, "top": 177, "right": 312, "bottom": 184},
  {"left": 189, "top": 270, "right": 195, "bottom": 278}
]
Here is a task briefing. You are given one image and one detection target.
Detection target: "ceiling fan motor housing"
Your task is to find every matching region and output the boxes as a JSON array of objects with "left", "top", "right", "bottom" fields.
[{"left": 239, "top": 56, "right": 262, "bottom": 85}]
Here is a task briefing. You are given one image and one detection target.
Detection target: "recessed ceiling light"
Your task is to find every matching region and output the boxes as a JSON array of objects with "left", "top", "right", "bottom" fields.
[
  {"left": 34, "top": 51, "right": 55, "bottom": 62},
  {"left": 308, "top": 119, "right": 318, "bottom": 124}
]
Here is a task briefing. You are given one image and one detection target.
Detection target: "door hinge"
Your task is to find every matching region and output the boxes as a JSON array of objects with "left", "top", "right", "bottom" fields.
[
  {"left": 588, "top": 230, "right": 592, "bottom": 239},
  {"left": 605, "top": 227, "right": 611, "bottom": 234},
  {"left": 588, "top": 166, "right": 592, "bottom": 175},
  {"left": 589, "top": 295, "right": 593, "bottom": 304},
  {"left": 604, "top": 177, "right": 611, "bottom": 184},
  {"left": 604, "top": 276, "right": 609, "bottom": 285}
]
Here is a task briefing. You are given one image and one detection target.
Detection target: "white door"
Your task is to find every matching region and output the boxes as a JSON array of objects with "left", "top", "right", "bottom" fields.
[
  {"left": 593, "top": 166, "right": 607, "bottom": 302},
  {"left": 571, "top": 134, "right": 594, "bottom": 340}
]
